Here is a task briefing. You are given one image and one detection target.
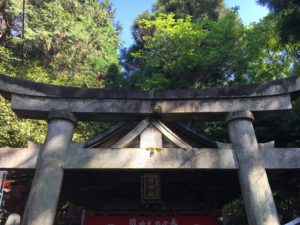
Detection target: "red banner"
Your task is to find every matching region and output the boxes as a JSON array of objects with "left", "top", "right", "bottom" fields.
[{"left": 84, "top": 215, "right": 219, "bottom": 225}]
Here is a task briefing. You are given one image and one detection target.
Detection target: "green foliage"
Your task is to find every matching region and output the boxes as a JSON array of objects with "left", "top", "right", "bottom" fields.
[
  {"left": 123, "top": 9, "right": 300, "bottom": 89},
  {"left": 240, "top": 14, "right": 300, "bottom": 83},
  {"left": 153, "top": 0, "right": 226, "bottom": 20},
  {"left": 223, "top": 192, "right": 300, "bottom": 225},
  {"left": 122, "top": 0, "right": 229, "bottom": 82},
  {"left": 0, "top": 96, "right": 47, "bottom": 147},
  {"left": 0, "top": 48, "right": 112, "bottom": 146},
  {"left": 0, "top": 0, "right": 23, "bottom": 46},
  {"left": 257, "top": 0, "right": 300, "bottom": 43},
  {"left": 223, "top": 198, "right": 248, "bottom": 225},
  {"left": 0, "top": 46, "right": 47, "bottom": 146},
  {"left": 276, "top": 195, "right": 298, "bottom": 223},
  {"left": 1, "top": 0, "right": 121, "bottom": 82},
  {"left": 0, "top": 0, "right": 120, "bottom": 147},
  {"left": 24, "top": 0, "right": 120, "bottom": 80},
  {"left": 105, "top": 63, "right": 127, "bottom": 89},
  {"left": 126, "top": 12, "right": 246, "bottom": 89}
]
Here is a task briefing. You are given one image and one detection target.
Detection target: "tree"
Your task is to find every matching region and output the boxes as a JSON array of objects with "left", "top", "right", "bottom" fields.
[
  {"left": 1, "top": 0, "right": 120, "bottom": 83},
  {"left": 0, "top": 0, "right": 23, "bottom": 46},
  {"left": 124, "top": 11, "right": 247, "bottom": 89},
  {"left": 153, "top": 0, "right": 226, "bottom": 20},
  {"left": 123, "top": 6, "right": 300, "bottom": 89},
  {"left": 0, "top": 0, "right": 121, "bottom": 147},
  {"left": 257, "top": 0, "right": 300, "bottom": 43},
  {"left": 122, "top": 0, "right": 228, "bottom": 82},
  {"left": 25, "top": 0, "right": 120, "bottom": 81},
  {"left": 238, "top": 13, "right": 300, "bottom": 83}
]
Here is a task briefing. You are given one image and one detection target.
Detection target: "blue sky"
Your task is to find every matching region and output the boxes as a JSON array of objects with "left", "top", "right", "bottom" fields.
[{"left": 111, "top": 0, "right": 269, "bottom": 49}]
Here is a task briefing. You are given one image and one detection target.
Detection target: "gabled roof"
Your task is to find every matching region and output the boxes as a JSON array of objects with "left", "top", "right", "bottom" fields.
[{"left": 85, "top": 118, "right": 217, "bottom": 149}]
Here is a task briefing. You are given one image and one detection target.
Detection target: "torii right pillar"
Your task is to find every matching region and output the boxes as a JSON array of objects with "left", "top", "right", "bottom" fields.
[{"left": 226, "top": 110, "right": 280, "bottom": 225}]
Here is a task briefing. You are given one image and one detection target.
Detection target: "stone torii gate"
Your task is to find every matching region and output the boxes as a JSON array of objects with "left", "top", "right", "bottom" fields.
[{"left": 0, "top": 74, "right": 300, "bottom": 225}]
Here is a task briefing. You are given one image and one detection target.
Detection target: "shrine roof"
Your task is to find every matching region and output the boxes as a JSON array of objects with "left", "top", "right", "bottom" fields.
[
  {"left": 1, "top": 73, "right": 300, "bottom": 100},
  {"left": 85, "top": 120, "right": 217, "bottom": 149}
]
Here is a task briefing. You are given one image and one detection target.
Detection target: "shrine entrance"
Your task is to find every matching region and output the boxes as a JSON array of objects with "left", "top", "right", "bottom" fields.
[
  {"left": 56, "top": 118, "right": 238, "bottom": 225},
  {"left": 0, "top": 74, "right": 300, "bottom": 225},
  {"left": 3, "top": 169, "right": 299, "bottom": 225},
  {"left": 60, "top": 170, "right": 238, "bottom": 224},
  {"left": 58, "top": 169, "right": 298, "bottom": 225},
  {"left": 62, "top": 170, "right": 238, "bottom": 213}
]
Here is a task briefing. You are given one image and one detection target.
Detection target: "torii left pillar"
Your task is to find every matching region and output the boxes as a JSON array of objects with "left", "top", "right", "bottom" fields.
[{"left": 21, "top": 110, "right": 77, "bottom": 225}]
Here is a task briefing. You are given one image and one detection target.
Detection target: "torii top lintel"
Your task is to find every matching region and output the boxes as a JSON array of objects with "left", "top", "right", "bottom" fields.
[{"left": 1, "top": 74, "right": 300, "bottom": 121}]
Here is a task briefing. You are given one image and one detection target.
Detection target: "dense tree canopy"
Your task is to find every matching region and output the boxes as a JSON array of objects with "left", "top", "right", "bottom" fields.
[
  {"left": 257, "top": 0, "right": 300, "bottom": 43},
  {"left": 241, "top": 13, "right": 300, "bottom": 83},
  {"left": 126, "top": 12, "right": 246, "bottom": 89},
  {"left": 0, "top": 0, "right": 120, "bottom": 83},
  {"left": 153, "top": 0, "right": 226, "bottom": 20},
  {"left": 0, "top": 0, "right": 120, "bottom": 146},
  {"left": 122, "top": 0, "right": 228, "bottom": 85},
  {"left": 121, "top": 2, "right": 300, "bottom": 90}
]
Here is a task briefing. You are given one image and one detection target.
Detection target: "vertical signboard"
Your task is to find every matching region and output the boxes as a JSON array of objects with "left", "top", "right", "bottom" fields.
[{"left": 141, "top": 174, "right": 161, "bottom": 203}]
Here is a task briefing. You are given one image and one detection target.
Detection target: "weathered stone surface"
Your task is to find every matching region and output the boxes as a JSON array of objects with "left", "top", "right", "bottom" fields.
[
  {"left": 47, "top": 110, "right": 78, "bottom": 124},
  {"left": 140, "top": 125, "right": 162, "bottom": 148},
  {"left": 5, "top": 213, "right": 20, "bottom": 225},
  {"left": 261, "top": 148, "right": 300, "bottom": 169},
  {"left": 1, "top": 73, "right": 300, "bottom": 99},
  {"left": 0, "top": 145, "right": 299, "bottom": 169},
  {"left": 258, "top": 141, "right": 275, "bottom": 149},
  {"left": 225, "top": 110, "right": 254, "bottom": 123},
  {"left": 227, "top": 110, "right": 280, "bottom": 225},
  {"left": 0, "top": 142, "right": 40, "bottom": 168},
  {"left": 21, "top": 118, "right": 75, "bottom": 225},
  {"left": 0, "top": 74, "right": 299, "bottom": 120},
  {"left": 64, "top": 147, "right": 237, "bottom": 169},
  {"left": 11, "top": 93, "right": 291, "bottom": 121}
]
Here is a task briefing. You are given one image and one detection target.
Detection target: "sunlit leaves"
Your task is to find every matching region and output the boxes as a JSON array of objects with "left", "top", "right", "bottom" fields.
[
  {"left": 240, "top": 14, "right": 300, "bottom": 83},
  {"left": 127, "top": 11, "right": 245, "bottom": 89},
  {"left": 0, "top": 0, "right": 120, "bottom": 147}
]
